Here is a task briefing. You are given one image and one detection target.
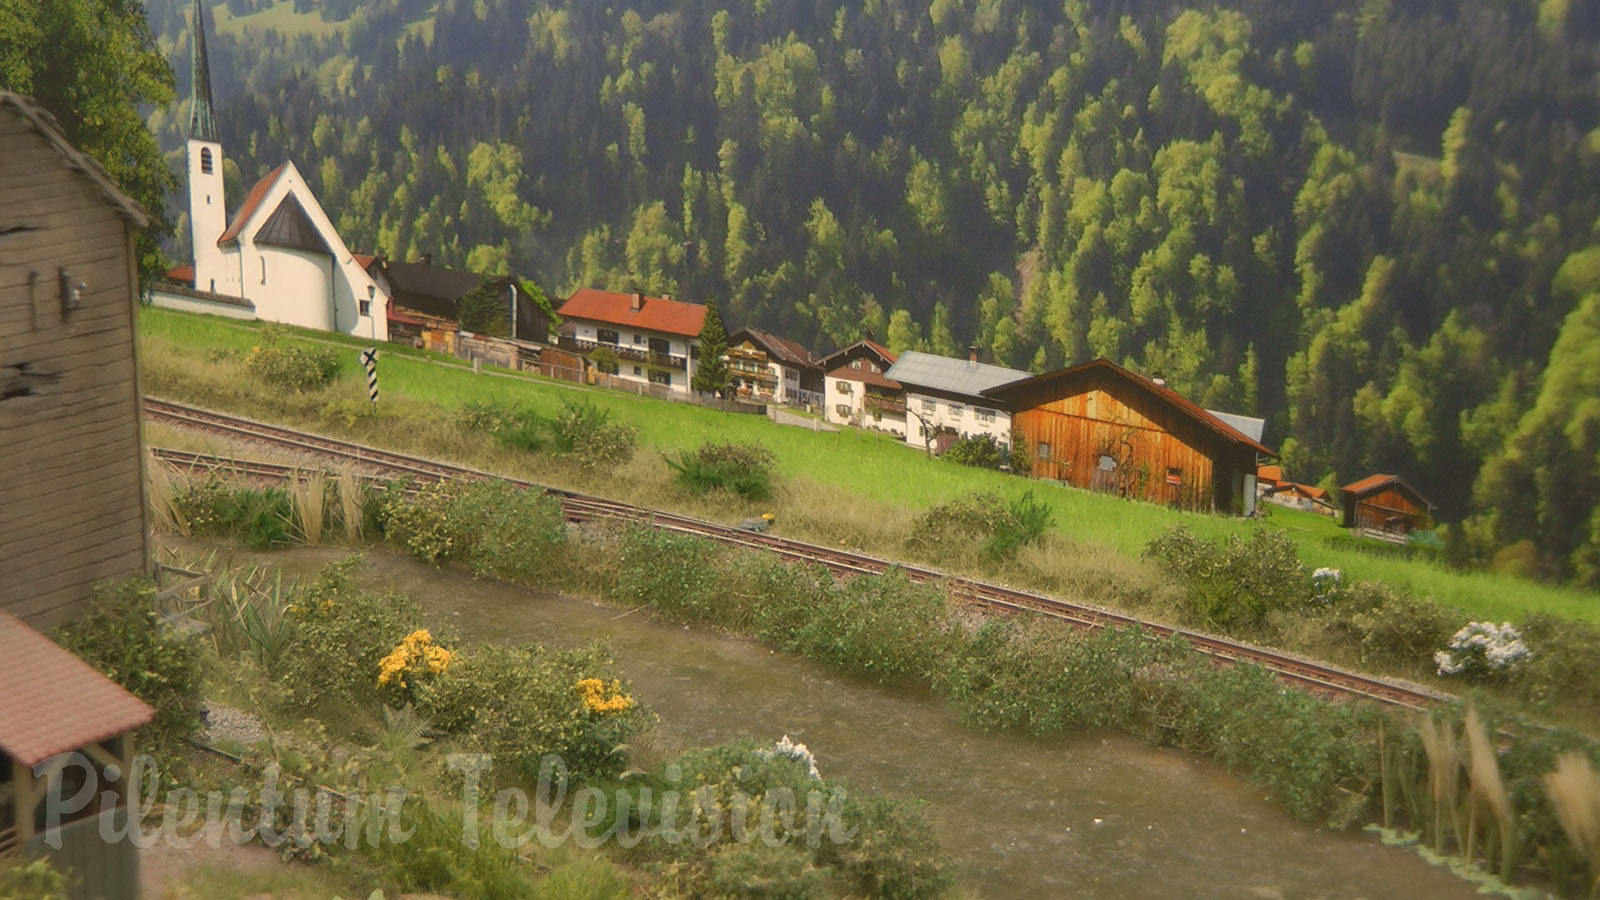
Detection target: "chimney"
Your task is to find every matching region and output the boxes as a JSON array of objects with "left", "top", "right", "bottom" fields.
[
  {"left": 968, "top": 345, "right": 979, "bottom": 363},
  {"left": 630, "top": 292, "right": 644, "bottom": 312},
  {"left": 661, "top": 294, "right": 672, "bottom": 302}
]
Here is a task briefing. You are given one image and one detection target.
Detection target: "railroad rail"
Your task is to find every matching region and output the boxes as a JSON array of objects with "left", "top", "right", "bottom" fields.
[{"left": 145, "top": 396, "right": 1453, "bottom": 712}]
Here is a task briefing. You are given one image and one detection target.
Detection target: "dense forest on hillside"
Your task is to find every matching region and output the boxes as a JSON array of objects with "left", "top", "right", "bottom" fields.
[{"left": 51, "top": 0, "right": 1600, "bottom": 584}]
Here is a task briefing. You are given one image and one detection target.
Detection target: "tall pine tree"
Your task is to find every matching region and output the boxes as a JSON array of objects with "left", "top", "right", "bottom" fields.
[{"left": 692, "top": 300, "right": 730, "bottom": 395}]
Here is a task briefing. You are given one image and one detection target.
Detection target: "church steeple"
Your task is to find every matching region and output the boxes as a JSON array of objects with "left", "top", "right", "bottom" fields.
[{"left": 188, "top": 0, "right": 218, "bottom": 142}]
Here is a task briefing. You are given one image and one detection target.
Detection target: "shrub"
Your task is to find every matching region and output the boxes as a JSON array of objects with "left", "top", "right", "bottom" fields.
[
  {"left": 941, "top": 434, "right": 1003, "bottom": 469},
  {"left": 549, "top": 399, "right": 637, "bottom": 470},
  {"left": 450, "top": 480, "right": 568, "bottom": 580},
  {"left": 277, "top": 557, "right": 426, "bottom": 710},
  {"left": 908, "top": 491, "right": 1052, "bottom": 560},
  {"left": 1433, "top": 621, "right": 1531, "bottom": 679},
  {"left": 789, "top": 569, "right": 960, "bottom": 683},
  {"left": 611, "top": 527, "right": 729, "bottom": 625},
  {"left": 1515, "top": 614, "right": 1600, "bottom": 711},
  {"left": 1143, "top": 525, "right": 1310, "bottom": 630},
  {"left": 667, "top": 441, "right": 778, "bottom": 500},
  {"left": 363, "top": 798, "right": 536, "bottom": 900},
  {"left": 1316, "top": 581, "right": 1460, "bottom": 670},
  {"left": 418, "top": 642, "right": 647, "bottom": 778},
  {"left": 172, "top": 475, "right": 294, "bottom": 548},
  {"left": 245, "top": 326, "right": 339, "bottom": 390},
  {"left": 377, "top": 478, "right": 472, "bottom": 563},
  {"left": 54, "top": 579, "right": 203, "bottom": 750},
  {"left": 707, "top": 842, "right": 828, "bottom": 900},
  {"left": 989, "top": 490, "right": 1053, "bottom": 557},
  {"left": 0, "top": 858, "right": 68, "bottom": 900},
  {"left": 821, "top": 796, "right": 953, "bottom": 900},
  {"left": 460, "top": 399, "right": 546, "bottom": 452}
]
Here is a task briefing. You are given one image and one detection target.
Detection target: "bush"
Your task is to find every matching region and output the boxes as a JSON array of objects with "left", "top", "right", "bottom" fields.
[
  {"left": 667, "top": 441, "right": 778, "bottom": 500},
  {"left": 788, "top": 569, "right": 960, "bottom": 683},
  {"left": 54, "top": 579, "right": 203, "bottom": 750},
  {"left": 549, "top": 399, "right": 637, "bottom": 471},
  {"left": 450, "top": 480, "right": 568, "bottom": 580},
  {"left": 1143, "top": 525, "right": 1310, "bottom": 630},
  {"left": 460, "top": 399, "right": 546, "bottom": 452},
  {"left": 245, "top": 325, "right": 339, "bottom": 390},
  {"left": 0, "top": 858, "right": 68, "bottom": 900},
  {"left": 363, "top": 798, "right": 536, "bottom": 900},
  {"left": 1515, "top": 613, "right": 1600, "bottom": 711},
  {"left": 820, "top": 796, "right": 953, "bottom": 900},
  {"left": 908, "top": 490, "right": 1052, "bottom": 560},
  {"left": 941, "top": 434, "right": 1003, "bottom": 469},
  {"left": 990, "top": 491, "right": 1053, "bottom": 557},
  {"left": 377, "top": 479, "right": 471, "bottom": 563},
  {"left": 418, "top": 642, "right": 648, "bottom": 778},
  {"left": 172, "top": 475, "right": 294, "bottom": 548},
  {"left": 278, "top": 557, "right": 426, "bottom": 710},
  {"left": 1316, "top": 581, "right": 1461, "bottom": 670},
  {"left": 611, "top": 527, "right": 729, "bottom": 625},
  {"left": 707, "top": 842, "right": 828, "bottom": 900}
]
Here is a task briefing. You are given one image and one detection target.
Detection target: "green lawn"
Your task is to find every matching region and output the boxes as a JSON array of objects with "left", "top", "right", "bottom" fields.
[{"left": 138, "top": 307, "right": 1600, "bottom": 624}]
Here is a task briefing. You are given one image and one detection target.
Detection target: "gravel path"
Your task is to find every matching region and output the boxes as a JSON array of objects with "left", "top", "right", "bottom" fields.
[{"left": 201, "top": 702, "right": 269, "bottom": 748}]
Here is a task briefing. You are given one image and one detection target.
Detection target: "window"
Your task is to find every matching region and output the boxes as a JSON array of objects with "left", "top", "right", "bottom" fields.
[
  {"left": 851, "top": 359, "right": 862, "bottom": 369},
  {"left": 633, "top": 366, "right": 643, "bottom": 376},
  {"left": 260, "top": 257, "right": 267, "bottom": 284},
  {"left": 836, "top": 404, "right": 852, "bottom": 418},
  {"left": 634, "top": 333, "right": 646, "bottom": 345},
  {"left": 650, "top": 370, "right": 672, "bottom": 386},
  {"left": 975, "top": 408, "right": 996, "bottom": 424},
  {"left": 598, "top": 328, "right": 620, "bottom": 344},
  {"left": 870, "top": 362, "right": 881, "bottom": 373},
  {"left": 1038, "top": 442, "right": 1051, "bottom": 460},
  {"left": 200, "top": 146, "right": 213, "bottom": 174},
  {"left": 359, "top": 298, "right": 371, "bottom": 317},
  {"left": 949, "top": 404, "right": 965, "bottom": 419},
  {"left": 836, "top": 380, "right": 852, "bottom": 394},
  {"left": 921, "top": 398, "right": 935, "bottom": 413},
  {"left": 1098, "top": 455, "right": 1117, "bottom": 471},
  {"left": 1166, "top": 467, "right": 1183, "bottom": 486}
]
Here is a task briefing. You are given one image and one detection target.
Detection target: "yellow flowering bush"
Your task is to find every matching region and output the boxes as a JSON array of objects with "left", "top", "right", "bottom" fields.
[
  {"left": 378, "top": 628, "right": 457, "bottom": 692},
  {"left": 575, "top": 677, "right": 634, "bottom": 715},
  {"left": 279, "top": 557, "right": 427, "bottom": 709}
]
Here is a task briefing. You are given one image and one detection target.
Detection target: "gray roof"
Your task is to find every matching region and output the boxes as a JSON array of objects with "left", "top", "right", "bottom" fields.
[
  {"left": 1206, "top": 410, "right": 1265, "bottom": 443},
  {"left": 883, "top": 351, "right": 1030, "bottom": 400}
]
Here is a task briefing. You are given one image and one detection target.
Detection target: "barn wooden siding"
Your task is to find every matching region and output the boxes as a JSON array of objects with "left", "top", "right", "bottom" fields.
[
  {"left": 0, "top": 105, "right": 150, "bottom": 628},
  {"left": 1005, "top": 368, "right": 1256, "bottom": 512},
  {"left": 1349, "top": 487, "right": 1431, "bottom": 532}
]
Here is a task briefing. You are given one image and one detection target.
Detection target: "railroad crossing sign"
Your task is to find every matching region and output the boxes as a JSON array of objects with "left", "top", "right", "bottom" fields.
[{"left": 359, "top": 347, "right": 378, "bottom": 406}]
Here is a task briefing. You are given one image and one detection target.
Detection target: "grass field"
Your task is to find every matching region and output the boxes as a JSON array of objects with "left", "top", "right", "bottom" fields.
[{"left": 138, "top": 307, "right": 1600, "bottom": 625}]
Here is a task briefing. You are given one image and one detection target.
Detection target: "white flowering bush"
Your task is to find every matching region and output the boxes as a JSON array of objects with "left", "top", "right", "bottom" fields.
[
  {"left": 759, "top": 734, "right": 822, "bottom": 781},
  {"left": 1310, "top": 567, "right": 1344, "bottom": 604},
  {"left": 1434, "top": 621, "right": 1531, "bottom": 678}
]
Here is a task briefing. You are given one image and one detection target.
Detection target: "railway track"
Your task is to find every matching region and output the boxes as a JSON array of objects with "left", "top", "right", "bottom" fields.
[{"left": 145, "top": 396, "right": 1453, "bottom": 712}]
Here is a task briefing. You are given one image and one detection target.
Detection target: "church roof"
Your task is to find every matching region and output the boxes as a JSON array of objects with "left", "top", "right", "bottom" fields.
[
  {"left": 255, "top": 194, "right": 333, "bottom": 255},
  {"left": 188, "top": 0, "right": 218, "bottom": 142},
  {"left": 217, "top": 163, "right": 287, "bottom": 245}
]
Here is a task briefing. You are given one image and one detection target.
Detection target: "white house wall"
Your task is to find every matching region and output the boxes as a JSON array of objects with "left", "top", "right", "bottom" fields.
[
  {"left": 571, "top": 319, "right": 697, "bottom": 393},
  {"left": 904, "top": 391, "right": 1012, "bottom": 447}
]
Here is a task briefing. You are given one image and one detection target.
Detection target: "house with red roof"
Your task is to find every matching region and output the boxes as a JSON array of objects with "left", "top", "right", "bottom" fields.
[
  {"left": 982, "top": 358, "right": 1276, "bottom": 513},
  {"left": 149, "top": 1, "right": 387, "bottom": 340},
  {"left": 554, "top": 288, "right": 706, "bottom": 394},
  {"left": 816, "top": 339, "right": 906, "bottom": 435},
  {"left": 1340, "top": 474, "right": 1435, "bottom": 540}
]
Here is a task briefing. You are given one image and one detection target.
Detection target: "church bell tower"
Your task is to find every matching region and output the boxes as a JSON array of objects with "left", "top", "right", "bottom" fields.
[{"left": 186, "top": 0, "right": 227, "bottom": 294}]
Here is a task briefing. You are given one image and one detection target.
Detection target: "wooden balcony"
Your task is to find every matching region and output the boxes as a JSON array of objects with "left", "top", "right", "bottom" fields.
[
  {"left": 557, "top": 335, "right": 686, "bottom": 371},
  {"left": 864, "top": 393, "right": 906, "bottom": 416}
]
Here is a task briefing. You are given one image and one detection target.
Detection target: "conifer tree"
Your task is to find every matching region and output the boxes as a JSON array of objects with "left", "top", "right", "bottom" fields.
[{"left": 693, "top": 301, "right": 730, "bottom": 395}]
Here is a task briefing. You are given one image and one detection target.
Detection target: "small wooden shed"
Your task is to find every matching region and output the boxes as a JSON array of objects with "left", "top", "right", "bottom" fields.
[
  {"left": 0, "top": 613, "right": 153, "bottom": 900},
  {"left": 982, "top": 359, "right": 1275, "bottom": 513},
  {"left": 0, "top": 92, "right": 154, "bottom": 629},
  {"left": 1340, "top": 474, "right": 1435, "bottom": 540}
]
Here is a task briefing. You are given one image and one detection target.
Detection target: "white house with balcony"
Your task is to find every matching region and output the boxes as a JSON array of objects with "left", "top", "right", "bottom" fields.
[
  {"left": 554, "top": 288, "right": 705, "bottom": 394},
  {"left": 149, "top": 0, "right": 387, "bottom": 340},
  {"left": 818, "top": 339, "right": 906, "bottom": 435},
  {"left": 883, "top": 350, "right": 1029, "bottom": 453}
]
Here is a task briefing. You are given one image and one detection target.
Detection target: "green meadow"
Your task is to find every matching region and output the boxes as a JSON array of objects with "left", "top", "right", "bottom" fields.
[{"left": 138, "top": 306, "right": 1599, "bottom": 625}]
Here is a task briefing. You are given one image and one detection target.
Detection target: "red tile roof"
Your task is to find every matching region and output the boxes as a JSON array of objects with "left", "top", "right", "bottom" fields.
[
  {"left": 557, "top": 288, "right": 707, "bottom": 338},
  {"left": 163, "top": 265, "right": 195, "bottom": 286},
  {"left": 353, "top": 253, "right": 377, "bottom": 269},
  {"left": 816, "top": 339, "right": 898, "bottom": 372},
  {"left": 826, "top": 363, "right": 901, "bottom": 390},
  {"left": 217, "top": 163, "right": 288, "bottom": 246},
  {"left": 0, "top": 614, "right": 152, "bottom": 767},
  {"left": 1340, "top": 474, "right": 1436, "bottom": 509},
  {"left": 983, "top": 358, "right": 1275, "bottom": 457},
  {"left": 1257, "top": 464, "right": 1283, "bottom": 483}
]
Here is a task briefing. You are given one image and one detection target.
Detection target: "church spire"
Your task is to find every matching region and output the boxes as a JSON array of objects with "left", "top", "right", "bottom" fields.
[{"left": 188, "top": 0, "right": 219, "bottom": 142}]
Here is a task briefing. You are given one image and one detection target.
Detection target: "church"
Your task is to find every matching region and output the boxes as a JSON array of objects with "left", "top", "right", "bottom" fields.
[{"left": 150, "top": 0, "right": 388, "bottom": 341}]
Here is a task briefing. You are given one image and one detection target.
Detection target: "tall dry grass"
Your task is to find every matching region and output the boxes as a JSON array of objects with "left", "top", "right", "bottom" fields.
[
  {"left": 1418, "top": 713, "right": 1462, "bottom": 855},
  {"left": 337, "top": 467, "right": 365, "bottom": 541},
  {"left": 1464, "top": 704, "right": 1516, "bottom": 875},
  {"left": 287, "top": 471, "right": 328, "bottom": 544},
  {"left": 145, "top": 451, "right": 190, "bottom": 536},
  {"left": 1546, "top": 753, "right": 1600, "bottom": 897}
]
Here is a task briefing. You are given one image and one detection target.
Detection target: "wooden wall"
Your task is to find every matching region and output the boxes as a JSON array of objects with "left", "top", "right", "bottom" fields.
[
  {"left": 1006, "top": 368, "right": 1254, "bottom": 511},
  {"left": 1349, "top": 487, "right": 1431, "bottom": 533},
  {"left": 0, "top": 107, "right": 149, "bottom": 628}
]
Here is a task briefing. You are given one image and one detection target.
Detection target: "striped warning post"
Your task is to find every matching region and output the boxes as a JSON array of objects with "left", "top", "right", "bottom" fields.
[{"left": 359, "top": 347, "right": 378, "bottom": 405}]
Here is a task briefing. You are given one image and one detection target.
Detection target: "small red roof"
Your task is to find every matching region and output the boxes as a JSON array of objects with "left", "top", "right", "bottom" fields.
[
  {"left": 163, "top": 264, "right": 195, "bottom": 286},
  {"left": 557, "top": 288, "right": 707, "bottom": 338},
  {"left": 827, "top": 363, "right": 901, "bottom": 390},
  {"left": 1342, "top": 474, "right": 1401, "bottom": 496},
  {"left": 0, "top": 614, "right": 153, "bottom": 767},
  {"left": 353, "top": 253, "right": 377, "bottom": 269},
  {"left": 217, "top": 163, "right": 288, "bottom": 246},
  {"left": 1257, "top": 464, "right": 1283, "bottom": 483}
]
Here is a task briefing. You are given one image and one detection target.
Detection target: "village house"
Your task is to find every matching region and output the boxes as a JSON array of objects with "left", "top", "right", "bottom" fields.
[
  {"left": 0, "top": 92, "right": 154, "bottom": 628},
  {"left": 149, "top": 0, "right": 388, "bottom": 340},
  {"left": 369, "top": 257, "right": 517, "bottom": 354},
  {"left": 983, "top": 358, "right": 1274, "bottom": 513},
  {"left": 1341, "top": 474, "right": 1435, "bottom": 540},
  {"left": 818, "top": 339, "right": 906, "bottom": 435},
  {"left": 726, "top": 326, "right": 824, "bottom": 407},
  {"left": 0, "top": 91, "right": 161, "bottom": 899},
  {"left": 1256, "top": 465, "right": 1338, "bottom": 517},
  {"left": 884, "top": 349, "right": 1028, "bottom": 454},
  {"left": 554, "top": 288, "right": 705, "bottom": 395}
]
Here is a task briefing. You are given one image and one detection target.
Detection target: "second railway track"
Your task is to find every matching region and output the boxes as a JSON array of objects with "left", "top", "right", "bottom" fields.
[{"left": 145, "top": 396, "right": 1453, "bottom": 712}]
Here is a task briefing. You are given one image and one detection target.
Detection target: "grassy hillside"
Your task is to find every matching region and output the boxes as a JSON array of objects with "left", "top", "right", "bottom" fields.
[{"left": 139, "top": 307, "right": 1600, "bottom": 625}]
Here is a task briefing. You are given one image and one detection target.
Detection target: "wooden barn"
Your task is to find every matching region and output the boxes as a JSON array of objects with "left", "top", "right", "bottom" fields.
[
  {"left": 0, "top": 93, "right": 153, "bottom": 627},
  {"left": 1340, "top": 474, "right": 1435, "bottom": 540},
  {"left": 983, "top": 359, "right": 1275, "bottom": 513}
]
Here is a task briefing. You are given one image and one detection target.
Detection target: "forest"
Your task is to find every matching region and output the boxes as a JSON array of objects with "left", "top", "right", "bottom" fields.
[{"left": 8, "top": 0, "right": 1600, "bottom": 587}]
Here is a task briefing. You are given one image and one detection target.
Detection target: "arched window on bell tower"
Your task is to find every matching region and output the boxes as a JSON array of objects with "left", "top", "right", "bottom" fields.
[{"left": 200, "top": 146, "right": 213, "bottom": 174}]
